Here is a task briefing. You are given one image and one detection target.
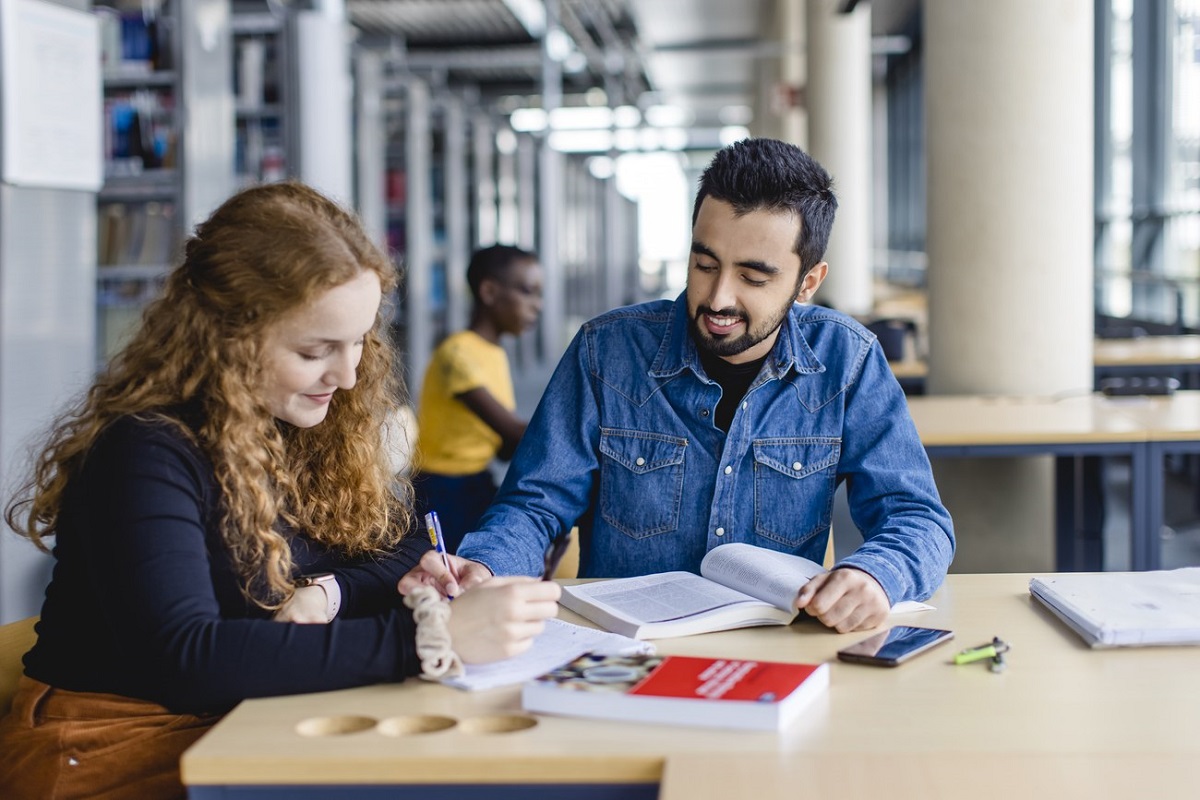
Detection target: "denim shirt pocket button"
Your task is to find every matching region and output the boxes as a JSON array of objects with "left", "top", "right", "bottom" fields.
[
  {"left": 599, "top": 429, "right": 688, "bottom": 539},
  {"left": 752, "top": 439, "right": 840, "bottom": 548}
]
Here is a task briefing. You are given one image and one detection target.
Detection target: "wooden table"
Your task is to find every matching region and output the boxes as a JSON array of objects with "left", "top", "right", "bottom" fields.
[
  {"left": 1109, "top": 392, "right": 1200, "bottom": 568},
  {"left": 906, "top": 393, "right": 1154, "bottom": 570},
  {"left": 892, "top": 335, "right": 1200, "bottom": 394},
  {"left": 182, "top": 573, "right": 1200, "bottom": 799},
  {"left": 1094, "top": 334, "right": 1200, "bottom": 385}
]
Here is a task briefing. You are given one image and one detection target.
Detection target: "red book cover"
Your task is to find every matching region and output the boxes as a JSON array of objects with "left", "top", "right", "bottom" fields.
[
  {"left": 629, "top": 655, "right": 821, "bottom": 702},
  {"left": 521, "top": 652, "right": 829, "bottom": 731}
]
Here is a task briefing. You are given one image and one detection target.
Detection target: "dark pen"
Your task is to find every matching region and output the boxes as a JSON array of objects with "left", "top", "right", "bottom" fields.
[{"left": 541, "top": 531, "right": 574, "bottom": 581}]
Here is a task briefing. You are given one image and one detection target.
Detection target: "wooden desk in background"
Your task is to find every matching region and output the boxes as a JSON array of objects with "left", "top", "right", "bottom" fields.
[
  {"left": 906, "top": 393, "right": 1153, "bottom": 570},
  {"left": 182, "top": 573, "right": 1199, "bottom": 799},
  {"left": 1093, "top": 334, "right": 1200, "bottom": 388},
  {"left": 894, "top": 335, "right": 1200, "bottom": 393}
]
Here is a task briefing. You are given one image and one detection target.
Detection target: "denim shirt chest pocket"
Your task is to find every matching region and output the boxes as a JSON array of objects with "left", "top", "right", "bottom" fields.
[
  {"left": 752, "top": 438, "right": 840, "bottom": 547},
  {"left": 599, "top": 428, "right": 688, "bottom": 538}
]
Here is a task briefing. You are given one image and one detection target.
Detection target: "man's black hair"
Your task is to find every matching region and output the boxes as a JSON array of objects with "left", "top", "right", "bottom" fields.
[
  {"left": 466, "top": 244, "right": 538, "bottom": 302},
  {"left": 692, "top": 138, "right": 838, "bottom": 274}
]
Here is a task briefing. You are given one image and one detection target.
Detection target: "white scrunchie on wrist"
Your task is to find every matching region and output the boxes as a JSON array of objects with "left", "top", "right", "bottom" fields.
[{"left": 403, "top": 585, "right": 465, "bottom": 680}]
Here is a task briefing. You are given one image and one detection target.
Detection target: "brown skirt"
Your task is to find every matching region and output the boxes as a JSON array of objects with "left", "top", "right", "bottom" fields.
[{"left": 0, "top": 675, "right": 220, "bottom": 800}]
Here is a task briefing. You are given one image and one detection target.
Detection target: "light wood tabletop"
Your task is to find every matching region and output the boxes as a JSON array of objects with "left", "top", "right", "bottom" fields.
[
  {"left": 1109, "top": 390, "right": 1200, "bottom": 442},
  {"left": 1093, "top": 334, "right": 1200, "bottom": 366},
  {"left": 182, "top": 573, "right": 1200, "bottom": 795},
  {"left": 659, "top": 753, "right": 1199, "bottom": 800},
  {"left": 905, "top": 392, "right": 1150, "bottom": 446}
]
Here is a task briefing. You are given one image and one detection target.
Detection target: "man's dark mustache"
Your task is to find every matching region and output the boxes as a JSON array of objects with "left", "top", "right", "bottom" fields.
[{"left": 696, "top": 306, "right": 748, "bottom": 322}]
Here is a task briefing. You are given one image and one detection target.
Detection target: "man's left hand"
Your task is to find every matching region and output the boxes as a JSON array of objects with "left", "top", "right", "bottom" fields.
[{"left": 795, "top": 568, "right": 890, "bottom": 632}]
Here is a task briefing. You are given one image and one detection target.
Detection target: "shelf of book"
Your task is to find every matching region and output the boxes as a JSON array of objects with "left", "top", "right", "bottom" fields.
[
  {"left": 94, "top": 0, "right": 234, "bottom": 367},
  {"left": 232, "top": 5, "right": 291, "bottom": 186},
  {"left": 95, "top": 0, "right": 182, "bottom": 364}
]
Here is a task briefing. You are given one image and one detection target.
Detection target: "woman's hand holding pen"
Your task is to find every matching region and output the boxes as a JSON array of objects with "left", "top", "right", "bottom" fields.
[
  {"left": 398, "top": 550, "right": 493, "bottom": 599},
  {"left": 445, "top": 576, "right": 561, "bottom": 663}
]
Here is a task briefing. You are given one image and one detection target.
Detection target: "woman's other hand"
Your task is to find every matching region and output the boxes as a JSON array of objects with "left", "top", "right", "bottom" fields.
[{"left": 445, "top": 576, "right": 561, "bottom": 663}]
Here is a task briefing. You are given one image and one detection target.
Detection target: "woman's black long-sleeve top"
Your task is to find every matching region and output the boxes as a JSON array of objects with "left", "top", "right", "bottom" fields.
[{"left": 22, "top": 416, "right": 430, "bottom": 714}]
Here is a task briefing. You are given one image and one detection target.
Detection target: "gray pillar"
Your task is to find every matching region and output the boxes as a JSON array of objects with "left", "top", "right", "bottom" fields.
[
  {"left": 538, "top": 0, "right": 565, "bottom": 359},
  {"left": 806, "top": 0, "right": 872, "bottom": 315},
  {"left": 443, "top": 95, "right": 469, "bottom": 334},
  {"left": 925, "top": 1, "right": 1094, "bottom": 572},
  {"left": 404, "top": 78, "right": 433, "bottom": 397},
  {"left": 779, "top": 0, "right": 807, "bottom": 148},
  {"left": 354, "top": 48, "right": 386, "bottom": 249}
]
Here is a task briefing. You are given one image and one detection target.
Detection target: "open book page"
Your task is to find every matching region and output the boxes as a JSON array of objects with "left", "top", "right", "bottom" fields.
[
  {"left": 442, "top": 618, "right": 654, "bottom": 691},
  {"left": 569, "top": 572, "right": 763, "bottom": 623},
  {"left": 700, "top": 543, "right": 827, "bottom": 610}
]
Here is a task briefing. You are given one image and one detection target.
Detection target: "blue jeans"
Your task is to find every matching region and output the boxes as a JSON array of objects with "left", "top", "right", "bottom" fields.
[{"left": 413, "top": 470, "right": 498, "bottom": 554}]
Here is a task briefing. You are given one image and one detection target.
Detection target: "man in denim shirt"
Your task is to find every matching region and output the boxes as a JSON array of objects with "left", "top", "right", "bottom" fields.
[{"left": 402, "top": 138, "right": 953, "bottom": 632}]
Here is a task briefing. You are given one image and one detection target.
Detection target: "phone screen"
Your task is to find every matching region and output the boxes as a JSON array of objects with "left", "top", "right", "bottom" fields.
[{"left": 837, "top": 625, "right": 954, "bottom": 667}]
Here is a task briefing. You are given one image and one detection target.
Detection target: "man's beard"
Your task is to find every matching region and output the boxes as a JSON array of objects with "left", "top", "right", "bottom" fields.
[{"left": 691, "top": 297, "right": 793, "bottom": 358}]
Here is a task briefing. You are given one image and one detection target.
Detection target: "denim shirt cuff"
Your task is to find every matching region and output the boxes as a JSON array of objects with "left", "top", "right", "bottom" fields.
[{"left": 834, "top": 555, "right": 908, "bottom": 606}]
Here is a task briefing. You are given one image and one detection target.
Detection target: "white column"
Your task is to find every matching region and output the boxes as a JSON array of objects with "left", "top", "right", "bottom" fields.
[
  {"left": 926, "top": 1, "right": 1093, "bottom": 396},
  {"left": 806, "top": 0, "right": 872, "bottom": 315},
  {"left": 925, "top": 1, "right": 1094, "bottom": 571}
]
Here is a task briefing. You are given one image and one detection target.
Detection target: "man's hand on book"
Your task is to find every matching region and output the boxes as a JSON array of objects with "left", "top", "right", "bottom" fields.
[{"left": 795, "top": 568, "right": 890, "bottom": 632}]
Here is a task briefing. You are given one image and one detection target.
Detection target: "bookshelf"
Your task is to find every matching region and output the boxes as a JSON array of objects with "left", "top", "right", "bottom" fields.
[
  {"left": 232, "top": 3, "right": 291, "bottom": 186},
  {"left": 93, "top": 0, "right": 234, "bottom": 365}
]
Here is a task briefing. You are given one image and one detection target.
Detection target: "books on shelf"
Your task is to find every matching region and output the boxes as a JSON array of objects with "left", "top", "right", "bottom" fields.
[
  {"left": 1029, "top": 568, "right": 1200, "bottom": 648},
  {"left": 557, "top": 543, "right": 826, "bottom": 639},
  {"left": 99, "top": 201, "right": 177, "bottom": 267},
  {"left": 521, "top": 651, "right": 829, "bottom": 732}
]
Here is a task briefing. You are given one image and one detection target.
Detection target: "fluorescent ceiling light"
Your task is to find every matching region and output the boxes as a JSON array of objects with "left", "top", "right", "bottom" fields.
[
  {"left": 644, "top": 105, "right": 693, "bottom": 128},
  {"left": 613, "top": 105, "right": 641, "bottom": 128},
  {"left": 500, "top": 0, "right": 545, "bottom": 38},
  {"left": 587, "top": 156, "right": 615, "bottom": 180},
  {"left": 548, "top": 129, "right": 613, "bottom": 153},
  {"left": 510, "top": 108, "right": 548, "bottom": 132},
  {"left": 548, "top": 106, "right": 613, "bottom": 130}
]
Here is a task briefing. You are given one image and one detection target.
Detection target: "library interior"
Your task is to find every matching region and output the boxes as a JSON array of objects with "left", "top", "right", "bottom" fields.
[{"left": 1, "top": 0, "right": 1200, "bottom": 797}]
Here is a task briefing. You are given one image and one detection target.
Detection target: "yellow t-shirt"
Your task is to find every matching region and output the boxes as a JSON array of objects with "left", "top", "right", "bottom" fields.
[{"left": 415, "top": 330, "right": 516, "bottom": 475}]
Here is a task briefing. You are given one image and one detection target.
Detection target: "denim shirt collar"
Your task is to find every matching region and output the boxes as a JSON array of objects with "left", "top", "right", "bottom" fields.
[{"left": 649, "top": 293, "right": 826, "bottom": 383}]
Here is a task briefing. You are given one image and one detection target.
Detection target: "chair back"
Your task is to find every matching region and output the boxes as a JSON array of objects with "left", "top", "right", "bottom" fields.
[
  {"left": 0, "top": 617, "right": 38, "bottom": 716},
  {"left": 865, "top": 318, "right": 917, "bottom": 362}
]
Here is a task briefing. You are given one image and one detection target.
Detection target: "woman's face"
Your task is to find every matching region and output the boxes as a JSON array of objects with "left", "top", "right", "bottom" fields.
[{"left": 260, "top": 270, "right": 383, "bottom": 428}]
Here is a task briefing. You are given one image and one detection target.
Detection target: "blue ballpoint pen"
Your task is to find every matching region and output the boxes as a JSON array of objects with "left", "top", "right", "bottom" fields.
[{"left": 424, "top": 511, "right": 457, "bottom": 599}]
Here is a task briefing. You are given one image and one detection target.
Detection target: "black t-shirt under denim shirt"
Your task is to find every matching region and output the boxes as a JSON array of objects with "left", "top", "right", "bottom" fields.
[{"left": 697, "top": 348, "right": 767, "bottom": 433}]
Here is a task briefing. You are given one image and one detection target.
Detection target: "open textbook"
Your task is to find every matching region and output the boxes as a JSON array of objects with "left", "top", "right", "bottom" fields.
[
  {"left": 559, "top": 542, "right": 931, "bottom": 639},
  {"left": 1029, "top": 568, "right": 1200, "bottom": 648}
]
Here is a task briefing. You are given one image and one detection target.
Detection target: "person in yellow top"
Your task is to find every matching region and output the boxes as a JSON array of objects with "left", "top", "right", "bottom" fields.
[{"left": 414, "top": 245, "right": 543, "bottom": 553}]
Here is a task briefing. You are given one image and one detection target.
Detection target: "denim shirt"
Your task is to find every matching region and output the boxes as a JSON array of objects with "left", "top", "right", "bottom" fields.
[{"left": 458, "top": 295, "right": 954, "bottom": 604}]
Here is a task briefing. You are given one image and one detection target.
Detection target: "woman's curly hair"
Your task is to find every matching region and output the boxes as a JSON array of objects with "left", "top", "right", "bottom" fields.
[{"left": 5, "top": 182, "right": 413, "bottom": 608}]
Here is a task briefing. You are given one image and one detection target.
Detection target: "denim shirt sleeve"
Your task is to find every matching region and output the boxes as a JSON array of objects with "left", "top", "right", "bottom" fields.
[
  {"left": 457, "top": 327, "right": 597, "bottom": 576},
  {"left": 834, "top": 340, "right": 955, "bottom": 603}
]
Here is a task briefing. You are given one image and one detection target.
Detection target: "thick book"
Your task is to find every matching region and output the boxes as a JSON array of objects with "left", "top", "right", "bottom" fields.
[
  {"left": 558, "top": 542, "right": 826, "bottom": 639},
  {"left": 1029, "top": 568, "right": 1200, "bottom": 648},
  {"left": 521, "top": 651, "right": 829, "bottom": 731}
]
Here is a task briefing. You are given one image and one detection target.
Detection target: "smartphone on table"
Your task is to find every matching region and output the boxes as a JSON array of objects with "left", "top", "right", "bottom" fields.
[{"left": 836, "top": 626, "right": 954, "bottom": 667}]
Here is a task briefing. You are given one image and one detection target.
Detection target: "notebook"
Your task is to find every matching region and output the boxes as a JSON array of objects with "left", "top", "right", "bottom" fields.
[{"left": 1029, "top": 568, "right": 1200, "bottom": 648}]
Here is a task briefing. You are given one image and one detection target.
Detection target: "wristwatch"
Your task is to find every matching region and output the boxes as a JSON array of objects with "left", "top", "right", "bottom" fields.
[{"left": 295, "top": 573, "right": 341, "bottom": 622}]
